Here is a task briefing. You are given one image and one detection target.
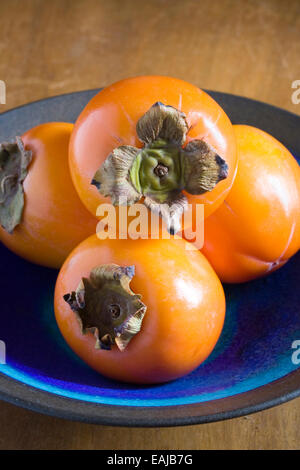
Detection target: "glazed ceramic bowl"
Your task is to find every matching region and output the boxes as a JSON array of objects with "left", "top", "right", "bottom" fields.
[{"left": 0, "top": 90, "right": 299, "bottom": 426}]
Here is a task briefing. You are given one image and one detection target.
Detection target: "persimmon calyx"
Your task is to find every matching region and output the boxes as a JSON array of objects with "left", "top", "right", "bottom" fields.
[
  {"left": 63, "top": 264, "right": 147, "bottom": 352},
  {"left": 0, "top": 137, "right": 32, "bottom": 233},
  {"left": 91, "top": 102, "right": 228, "bottom": 234}
]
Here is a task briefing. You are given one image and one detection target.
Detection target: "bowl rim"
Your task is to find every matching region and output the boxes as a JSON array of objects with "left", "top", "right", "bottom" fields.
[
  {"left": 0, "top": 369, "right": 299, "bottom": 426},
  {"left": 0, "top": 89, "right": 299, "bottom": 426}
]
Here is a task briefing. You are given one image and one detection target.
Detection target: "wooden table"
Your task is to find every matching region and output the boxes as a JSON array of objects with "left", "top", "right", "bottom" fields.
[{"left": 0, "top": 0, "right": 299, "bottom": 450}]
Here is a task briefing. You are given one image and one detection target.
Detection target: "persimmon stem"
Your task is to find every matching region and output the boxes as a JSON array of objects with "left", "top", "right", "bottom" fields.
[
  {"left": 154, "top": 163, "right": 169, "bottom": 177},
  {"left": 91, "top": 102, "right": 228, "bottom": 234},
  {"left": 0, "top": 137, "right": 32, "bottom": 233},
  {"left": 64, "top": 264, "right": 147, "bottom": 352}
]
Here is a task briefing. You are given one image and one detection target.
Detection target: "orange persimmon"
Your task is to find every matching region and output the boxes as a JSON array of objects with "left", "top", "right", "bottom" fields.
[
  {"left": 54, "top": 234, "right": 225, "bottom": 384},
  {"left": 200, "top": 125, "right": 300, "bottom": 283},
  {"left": 69, "top": 76, "right": 237, "bottom": 234},
  {"left": 0, "top": 122, "right": 97, "bottom": 268}
]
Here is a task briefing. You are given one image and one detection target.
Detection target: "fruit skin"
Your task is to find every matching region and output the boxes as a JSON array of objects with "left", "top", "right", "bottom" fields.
[
  {"left": 54, "top": 234, "right": 226, "bottom": 384},
  {"left": 201, "top": 125, "right": 300, "bottom": 283},
  {"left": 69, "top": 76, "right": 237, "bottom": 222},
  {"left": 0, "top": 123, "right": 97, "bottom": 268}
]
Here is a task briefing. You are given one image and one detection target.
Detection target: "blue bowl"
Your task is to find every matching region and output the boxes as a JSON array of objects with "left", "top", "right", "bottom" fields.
[{"left": 0, "top": 90, "right": 299, "bottom": 426}]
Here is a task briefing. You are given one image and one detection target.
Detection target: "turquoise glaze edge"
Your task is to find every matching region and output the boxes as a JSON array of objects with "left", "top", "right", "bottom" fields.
[{"left": 0, "top": 358, "right": 299, "bottom": 407}]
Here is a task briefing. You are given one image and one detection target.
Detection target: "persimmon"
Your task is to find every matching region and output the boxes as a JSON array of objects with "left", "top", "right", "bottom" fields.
[
  {"left": 200, "top": 125, "right": 300, "bottom": 283},
  {"left": 69, "top": 76, "right": 237, "bottom": 234},
  {"left": 54, "top": 234, "right": 225, "bottom": 384},
  {"left": 0, "top": 122, "right": 97, "bottom": 268}
]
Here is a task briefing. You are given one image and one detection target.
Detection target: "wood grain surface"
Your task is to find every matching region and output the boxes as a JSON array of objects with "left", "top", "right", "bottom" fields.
[{"left": 0, "top": 0, "right": 300, "bottom": 450}]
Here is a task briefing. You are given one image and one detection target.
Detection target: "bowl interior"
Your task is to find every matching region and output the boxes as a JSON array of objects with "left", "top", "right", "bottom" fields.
[
  {"left": 0, "top": 90, "right": 299, "bottom": 419},
  {"left": 0, "top": 242, "right": 300, "bottom": 406}
]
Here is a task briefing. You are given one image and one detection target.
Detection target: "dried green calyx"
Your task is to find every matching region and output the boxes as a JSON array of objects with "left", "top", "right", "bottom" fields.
[
  {"left": 92, "top": 102, "right": 228, "bottom": 234},
  {"left": 64, "top": 264, "right": 147, "bottom": 352},
  {"left": 0, "top": 137, "right": 32, "bottom": 233}
]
